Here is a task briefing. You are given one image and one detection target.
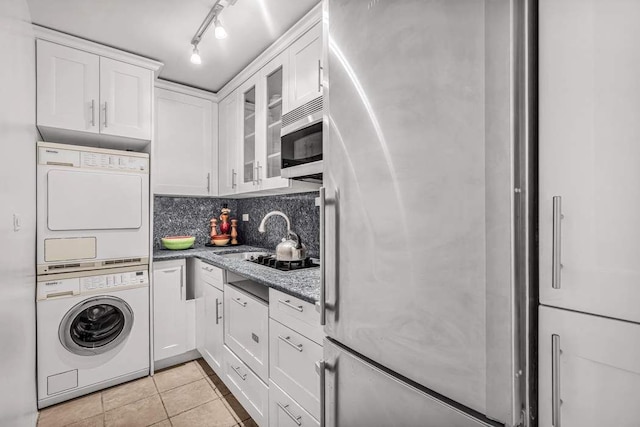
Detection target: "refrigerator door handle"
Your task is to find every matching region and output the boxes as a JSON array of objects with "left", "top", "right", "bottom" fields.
[
  {"left": 316, "top": 187, "right": 327, "bottom": 325},
  {"left": 552, "top": 196, "right": 563, "bottom": 289},
  {"left": 316, "top": 360, "right": 326, "bottom": 427},
  {"left": 552, "top": 334, "right": 561, "bottom": 426}
]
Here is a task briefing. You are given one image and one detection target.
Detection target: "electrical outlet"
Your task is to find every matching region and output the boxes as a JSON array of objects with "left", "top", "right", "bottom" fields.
[{"left": 242, "top": 214, "right": 249, "bottom": 221}]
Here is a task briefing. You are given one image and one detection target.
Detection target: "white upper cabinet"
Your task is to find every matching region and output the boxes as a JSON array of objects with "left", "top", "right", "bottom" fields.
[
  {"left": 100, "top": 57, "right": 152, "bottom": 140},
  {"left": 35, "top": 29, "right": 160, "bottom": 148},
  {"left": 36, "top": 40, "right": 100, "bottom": 134},
  {"left": 238, "top": 75, "right": 259, "bottom": 193},
  {"left": 258, "top": 52, "right": 290, "bottom": 191},
  {"left": 539, "top": 0, "right": 640, "bottom": 323},
  {"left": 219, "top": 90, "right": 239, "bottom": 196},
  {"left": 154, "top": 85, "right": 217, "bottom": 196},
  {"left": 287, "top": 23, "right": 322, "bottom": 112}
]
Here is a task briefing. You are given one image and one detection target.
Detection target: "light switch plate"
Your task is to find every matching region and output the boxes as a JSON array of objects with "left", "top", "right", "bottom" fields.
[{"left": 242, "top": 214, "right": 249, "bottom": 221}]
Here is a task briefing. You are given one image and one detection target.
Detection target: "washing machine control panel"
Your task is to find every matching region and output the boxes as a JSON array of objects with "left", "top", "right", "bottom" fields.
[
  {"left": 37, "top": 268, "right": 149, "bottom": 300},
  {"left": 81, "top": 270, "right": 149, "bottom": 291}
]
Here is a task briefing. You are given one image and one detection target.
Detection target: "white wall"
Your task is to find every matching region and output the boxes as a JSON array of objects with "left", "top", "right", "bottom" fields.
[{"left": 0, "top": 0, "right": 38, "bottom": 425}]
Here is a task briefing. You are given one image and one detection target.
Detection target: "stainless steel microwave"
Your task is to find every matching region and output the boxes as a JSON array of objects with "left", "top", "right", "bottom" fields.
[{"left": 280, "top": 96, "right": 323, "bottom": 182}]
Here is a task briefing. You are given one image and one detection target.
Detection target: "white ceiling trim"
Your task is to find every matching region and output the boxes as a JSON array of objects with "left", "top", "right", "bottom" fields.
[
  {"left": 33, "top": 25, "right": 164, "bottom": 75},
  {"left": 155, "top": 79, "right": 219, "bottom": 102}
]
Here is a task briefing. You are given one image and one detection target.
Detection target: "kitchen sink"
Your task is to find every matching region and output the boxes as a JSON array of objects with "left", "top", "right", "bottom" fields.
[{"left": 218, "top": 251, "right": 271, "bottom": 260}]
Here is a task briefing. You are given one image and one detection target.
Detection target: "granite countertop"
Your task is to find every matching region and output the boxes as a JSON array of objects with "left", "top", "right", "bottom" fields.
[{"left": 153, "top": 245, "right": 320, "bottom": 303}]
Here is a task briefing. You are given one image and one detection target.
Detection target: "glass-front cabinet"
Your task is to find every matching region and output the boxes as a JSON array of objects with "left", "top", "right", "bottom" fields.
[
  {"left": 219, "top": 50, "right": 318, "bottom": 196},
  {"left": 259, "top": 52, "right": 289, "bottom": 190},
  {"left": 235, "top": 53, "right": 289, "bottom": 193},
  {"left": 239, "top": 78, "right": 257, "bottom": 191}
]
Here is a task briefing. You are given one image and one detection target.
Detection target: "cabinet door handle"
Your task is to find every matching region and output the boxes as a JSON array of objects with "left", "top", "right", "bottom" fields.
[
  {"left": 103, "top": 102, "right": 108, "bottom": 128},
  {"left": 552, "top": 196, "right": 563, "bottom": 289},
  {"left": 232, "top": 168, "right": 237, "bottom": 188},
  {"left": 277, "top": 402, "right": 302, "bottom": 426},
  {"left": 316, "top": 360, "right": 326, "bottom": 427},
  {"left": 318, "top": 59, "right": 322, "bottom": 92},
  {"left": 233, "top": 297, "right": 247, "bottom": 307},
  {"left": 215, "top": 297, "right": 220, "bottom": 325},
  {"left": 90, "top": 99, "right": 96, "bottom": 127},
  {"left": 317, "top": 187, "right": 326, "bottom": 325},
  {"left": 552, "top": 334, "right": 561, "bottom": 427},
  {"left": 279, "top": 299, "right": 303, "bottom": 312},
  {"left": 207, "top": 173, "right": 211, "bottom": 193},
  {"left": 278, "top": 335, "right": 303, "bottom": 352},
  {"left": 231, "top": 365, "right": 246, "bottom": 380}
]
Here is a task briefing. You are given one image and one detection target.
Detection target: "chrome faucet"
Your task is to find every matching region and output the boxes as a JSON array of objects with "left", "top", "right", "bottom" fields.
[
  {"left": 258, "top": 211, "right": 306, "bottom": 260},
  {"left": 258, "top": 211, "right": 292, "bottom": 235}
]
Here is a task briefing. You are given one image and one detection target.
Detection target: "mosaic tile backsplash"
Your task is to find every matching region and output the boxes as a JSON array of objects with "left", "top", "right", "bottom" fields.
[{"left": 154, "top": 192, "right": 320, "bottom": 258}]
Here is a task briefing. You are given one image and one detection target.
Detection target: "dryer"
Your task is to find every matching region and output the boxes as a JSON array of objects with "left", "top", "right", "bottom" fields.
[
  {"left": 37, "top": 266, "right": 149, "bottom": 408},
  {"left": 36, "top": 141, "right": 149, "bottom": 275}
]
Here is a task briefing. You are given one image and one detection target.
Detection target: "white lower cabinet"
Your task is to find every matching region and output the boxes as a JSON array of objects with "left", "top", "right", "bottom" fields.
[
  {"left": 223, "top": 345, "right": 269, "bottom": 426},
  {"left": 153, "top": 259, "right": 194, "bottom": 361},
  {"left": 269, "top": 319, "right": 322, "bottom": 420},
  {"left": 224, "top": 283, "right": 269, "bottom": 382},
  {"left": 202, "top": 282, "right": 224, "bottom": 372},
  {"left": 539, "top": 305, "right": 640, "bottom": 427},
  {"left": 269, "top": 380, "right": 319, "bottom": 427}
]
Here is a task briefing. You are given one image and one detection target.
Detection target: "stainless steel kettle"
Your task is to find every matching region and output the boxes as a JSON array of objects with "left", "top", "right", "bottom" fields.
[
  {"left": 258, "top": 211, "right": 307, "bottom": 261},
  {"left": 275, "top": 231, "right": 307, "bottom": 262}
]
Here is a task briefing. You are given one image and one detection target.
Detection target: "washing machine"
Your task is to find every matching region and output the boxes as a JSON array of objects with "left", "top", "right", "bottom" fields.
[{"left": 37, "top": 266, "right": 149, "bottom": 408}]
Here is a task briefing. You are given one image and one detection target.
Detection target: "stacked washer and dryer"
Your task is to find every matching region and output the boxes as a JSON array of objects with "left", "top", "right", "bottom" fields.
[{"left": 36, "top": 142, "right": 150, "bottom": 408}]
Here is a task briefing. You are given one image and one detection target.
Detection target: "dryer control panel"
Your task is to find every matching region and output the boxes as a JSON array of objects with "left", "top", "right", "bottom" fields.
[
  {"left": 37, "top": 268, "right": 149, "bottom": 301},
  {"left": 81, "top": 270, "right": 149, "bottom": 291}
]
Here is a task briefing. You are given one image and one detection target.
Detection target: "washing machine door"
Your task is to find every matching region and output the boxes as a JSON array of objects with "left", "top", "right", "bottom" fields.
[{"left": 59, "top": 295, "right": 134, "bottom": 356}]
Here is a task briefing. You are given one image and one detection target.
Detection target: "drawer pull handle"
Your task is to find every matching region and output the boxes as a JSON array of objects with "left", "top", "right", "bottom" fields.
[
  {"left": 279, "top": 299, "right": 303, "bottom": 312},
  {"left": 277, "top": 402, "right": 302, "bottom": 426},
  {"left": 233, "top": 297, "right": 247, "bottom": 307},
  {"left": 279, "top": 335, "right": 303, "bottom": 352},
  {"left": 231, "top": 365, "right": 246, "bottom": 380}
]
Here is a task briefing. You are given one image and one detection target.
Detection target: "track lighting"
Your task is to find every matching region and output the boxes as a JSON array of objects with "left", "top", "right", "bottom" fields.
[
  {"left": 190, "top": 45, "right": 201, "bottom": 64},
  {"left": 189, "top": 0, "right": 236, "bottom": 64},
  {"left": 214, "top": 18, "right": 227, "bottom": 39}
]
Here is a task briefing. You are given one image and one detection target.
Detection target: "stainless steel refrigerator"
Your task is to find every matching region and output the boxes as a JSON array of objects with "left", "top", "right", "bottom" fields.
[{"left": 318, "top": 0, "right": 532, "bottom": 426}]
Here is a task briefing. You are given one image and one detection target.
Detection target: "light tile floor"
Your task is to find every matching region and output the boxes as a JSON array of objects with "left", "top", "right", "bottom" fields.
[{"left": 37, "top": 359, "right": 258, "bottom": 427}]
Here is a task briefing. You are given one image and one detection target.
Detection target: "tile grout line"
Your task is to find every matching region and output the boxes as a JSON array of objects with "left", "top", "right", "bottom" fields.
[{"left": 162, "top": 373, "right": 221, "bottom": 420}]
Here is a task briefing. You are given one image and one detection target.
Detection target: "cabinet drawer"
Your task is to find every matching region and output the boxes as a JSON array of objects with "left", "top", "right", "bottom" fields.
[
  {"left": 223, "top": 345, "right": 268, "bottom": 427},
  {"left": 269, "top": 319, "right": 322, "bottom": 419},
  {"left": 199, "top": 260, "right": 224, "bottom": 290},
  {"left": 269, "top": 379, "right": 319, "bottom": 427},
  {"left": 269, "top": 289, "right": 322, "bottom": 345},
  {"left": 224, "top": 284, "right": 269, "bottom": 382}
]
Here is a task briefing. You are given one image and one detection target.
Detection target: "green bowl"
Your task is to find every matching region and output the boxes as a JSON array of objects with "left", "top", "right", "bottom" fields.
[{"left": 161, "top": 236, "right": 195, "bottom": 250}]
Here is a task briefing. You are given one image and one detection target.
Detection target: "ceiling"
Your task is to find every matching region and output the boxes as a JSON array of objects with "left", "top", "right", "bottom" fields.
[{"left": 26, "top": 0, "right": 319, "bottom": 93}]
